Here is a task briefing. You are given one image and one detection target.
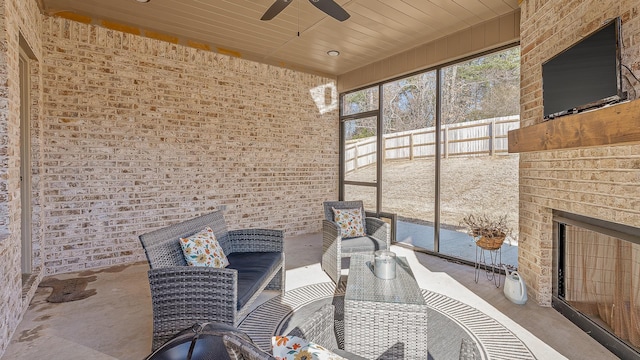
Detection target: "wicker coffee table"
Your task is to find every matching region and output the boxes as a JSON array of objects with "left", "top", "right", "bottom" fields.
[{"left": 344, "top": 253, "right": 428, "bottom": 360}]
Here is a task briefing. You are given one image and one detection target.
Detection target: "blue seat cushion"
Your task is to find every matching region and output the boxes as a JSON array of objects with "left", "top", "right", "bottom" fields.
[
  {"left": 226, "top": 252, "right": 282, "bottom": 310},
  {"left": 341, "top": 236, "right": 386, "bottom": 255}
]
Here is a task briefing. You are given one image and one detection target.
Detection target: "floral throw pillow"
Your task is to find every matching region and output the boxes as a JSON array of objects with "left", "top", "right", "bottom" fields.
[
  {"left": 272, "top": 335, "right": 346, "bottom": 360},
  {"left": 179, "top": 226, "right": 229, "bottom": 268},
  {"left": 331, "top": 207, "right": 366, "bottom": 238}
]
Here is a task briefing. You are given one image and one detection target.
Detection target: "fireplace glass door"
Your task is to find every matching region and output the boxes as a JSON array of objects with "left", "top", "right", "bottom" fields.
[{"left": 557, "top": 221, "right": 640, "bottom": 355}]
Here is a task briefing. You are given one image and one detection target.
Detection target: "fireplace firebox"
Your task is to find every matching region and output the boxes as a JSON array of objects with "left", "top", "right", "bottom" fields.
[{"left": 553, "top": 211, "right": 640, "bottom": 360}]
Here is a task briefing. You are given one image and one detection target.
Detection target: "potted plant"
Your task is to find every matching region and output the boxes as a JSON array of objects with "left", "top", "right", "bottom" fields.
[{"left": 461, "top": 214, "right": 512, "bottom": 250}]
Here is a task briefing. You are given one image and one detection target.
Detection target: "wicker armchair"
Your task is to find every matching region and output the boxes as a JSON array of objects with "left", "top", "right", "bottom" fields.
[
  {"left": 223, "top": 333, "right": 275, "bottom": 360},
  {"left": 224, "top": 304, "right": 365, "bottom": 360},
  {"left": 139, "top": 210, "right": 285, "bottom": 351},
  {"left": 322, "top": 201, "right": 390, "bottom": 284}
]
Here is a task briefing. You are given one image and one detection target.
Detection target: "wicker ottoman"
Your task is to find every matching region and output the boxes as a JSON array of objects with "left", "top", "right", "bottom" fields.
[{"left": 344, "top": 254, "right": 428, "bottom": 360}]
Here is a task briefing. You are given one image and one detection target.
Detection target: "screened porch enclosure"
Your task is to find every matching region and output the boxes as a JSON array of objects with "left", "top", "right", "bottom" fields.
[{"left": 340, "top": 46, "right": 521, "bottom": 269}]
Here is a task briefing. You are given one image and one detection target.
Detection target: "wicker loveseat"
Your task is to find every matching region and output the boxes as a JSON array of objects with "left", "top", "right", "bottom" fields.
[{"left": 138, "top": 210, "right": 285, "bottom": 350}]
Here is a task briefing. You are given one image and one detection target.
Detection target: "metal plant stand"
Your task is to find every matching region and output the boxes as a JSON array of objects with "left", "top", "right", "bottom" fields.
[{"left": 475, "top": 245, "right": 502, "bottom": 287}]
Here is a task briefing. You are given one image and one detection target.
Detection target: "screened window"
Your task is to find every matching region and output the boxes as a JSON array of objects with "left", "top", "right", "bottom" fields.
[{"left": 339, "top": 45, "right": 521, "bottom": 268}]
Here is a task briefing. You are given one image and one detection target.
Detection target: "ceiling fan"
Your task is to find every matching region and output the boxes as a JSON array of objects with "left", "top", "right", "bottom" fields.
[{"left": 261, "top": 0, "right": 350, "bottom": 22}]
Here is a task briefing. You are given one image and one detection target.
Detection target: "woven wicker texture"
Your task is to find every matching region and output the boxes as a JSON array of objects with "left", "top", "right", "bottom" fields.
[
  {"left": 287, "top": 303, "right": 337, "bottom": 348},
  {"left": 138, "top": 210, "right": 285, "bottom": 351},
  {"left": 345, "top": 254, "right": 424, "bottom": 305},
  {"left": 223, "top": 333, "right": 276, "bottom": 360},
  {"left": 239, "top": 282, "right": 537, "bottom": 360},
  {"left": 322, "top": 201, "right": 390, "bottom": 284},
  {"left": 223, "top": 304, "right": 339, "bottom": 360},
  {"left": 344, "top": 254, "right": 428, "bottom": 359},
  {"left": 139, "top": 211, "right": 228, "bottom": 268},
  {"left": 475, "top": 236, "right": 506, "bottom": 251}
]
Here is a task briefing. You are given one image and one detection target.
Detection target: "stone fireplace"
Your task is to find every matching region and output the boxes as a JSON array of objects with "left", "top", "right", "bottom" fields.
[{"left": 511, "top": 0, "right": 640, "bottom": 357}]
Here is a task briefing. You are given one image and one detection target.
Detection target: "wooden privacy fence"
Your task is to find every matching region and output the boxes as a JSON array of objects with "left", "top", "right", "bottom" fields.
[{"left": 345, "top": 116, "right": 519, "bottom": 173}]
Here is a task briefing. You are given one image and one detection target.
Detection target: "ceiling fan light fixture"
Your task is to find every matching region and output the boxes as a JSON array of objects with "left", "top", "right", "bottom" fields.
[
  {"left": 327, "top": 50, "right": 340, "bottom": 56},
  {"left": 135, "top": 0, "right": 150, "bottom": 3}
]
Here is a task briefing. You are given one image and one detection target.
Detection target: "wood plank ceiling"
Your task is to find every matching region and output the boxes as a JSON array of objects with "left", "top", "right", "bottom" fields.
[{"left": 38, "top": 0, "right": 520, "bottom": 76}]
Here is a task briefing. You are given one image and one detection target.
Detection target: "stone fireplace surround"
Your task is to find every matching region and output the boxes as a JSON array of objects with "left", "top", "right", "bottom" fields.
[{"left": 513, "top": 0, "right": 640, "bottom": 311}]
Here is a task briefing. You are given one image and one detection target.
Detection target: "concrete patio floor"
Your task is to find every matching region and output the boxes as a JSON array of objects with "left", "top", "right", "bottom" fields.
[
  {"left": 3, "top": 233, "right": 618, "bottom": 360},
  {"left": 395, "top": 220, "right": 518, "bottom": 268}
]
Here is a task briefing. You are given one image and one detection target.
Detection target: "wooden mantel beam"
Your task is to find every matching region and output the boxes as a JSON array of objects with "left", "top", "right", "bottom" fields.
[{"left": 508, "top": 99, "right": 640, "bottom": 153}]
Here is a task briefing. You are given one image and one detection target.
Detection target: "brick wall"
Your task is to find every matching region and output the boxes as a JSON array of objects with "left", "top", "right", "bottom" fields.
[
  {"left": 0, "top": 0, "right": 44, "bottom": 356},
  {"left": 39, "top": 17, "right": 339, "bottom": 275},
  {"left": 1, "top": 6, "right": 339, "bottom": 356},
  {"left": 518, "top": 0, "right": 640, "bottom": 305}
]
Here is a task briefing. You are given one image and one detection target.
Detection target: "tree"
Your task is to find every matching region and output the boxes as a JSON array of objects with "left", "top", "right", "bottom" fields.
[
  {"left": 441, "top": 47, "right": 520, "bottom": 124},
  {"left": 382, "top": 72, "right": 437, "bottom": 133},
  {"left": 341, "top": 46, "right": 520, "bottom": 133}
]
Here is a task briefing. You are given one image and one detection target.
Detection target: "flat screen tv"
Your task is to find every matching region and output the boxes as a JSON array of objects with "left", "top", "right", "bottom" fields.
[{"left": 542, "top": 18, "right": 625, "bottom": 119}]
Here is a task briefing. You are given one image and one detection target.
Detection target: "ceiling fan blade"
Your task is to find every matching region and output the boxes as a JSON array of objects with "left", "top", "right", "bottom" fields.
[
  {"left": 261, "top": 0, "right": 293, "bottom": 21},
  {"left": 308, "top": 0, "right": 350, "bottom": 21}
]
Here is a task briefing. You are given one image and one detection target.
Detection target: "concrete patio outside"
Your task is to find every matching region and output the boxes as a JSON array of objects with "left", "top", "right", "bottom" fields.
[{"left": 396, "top": 220, "right": 518, "bottom": 268}]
